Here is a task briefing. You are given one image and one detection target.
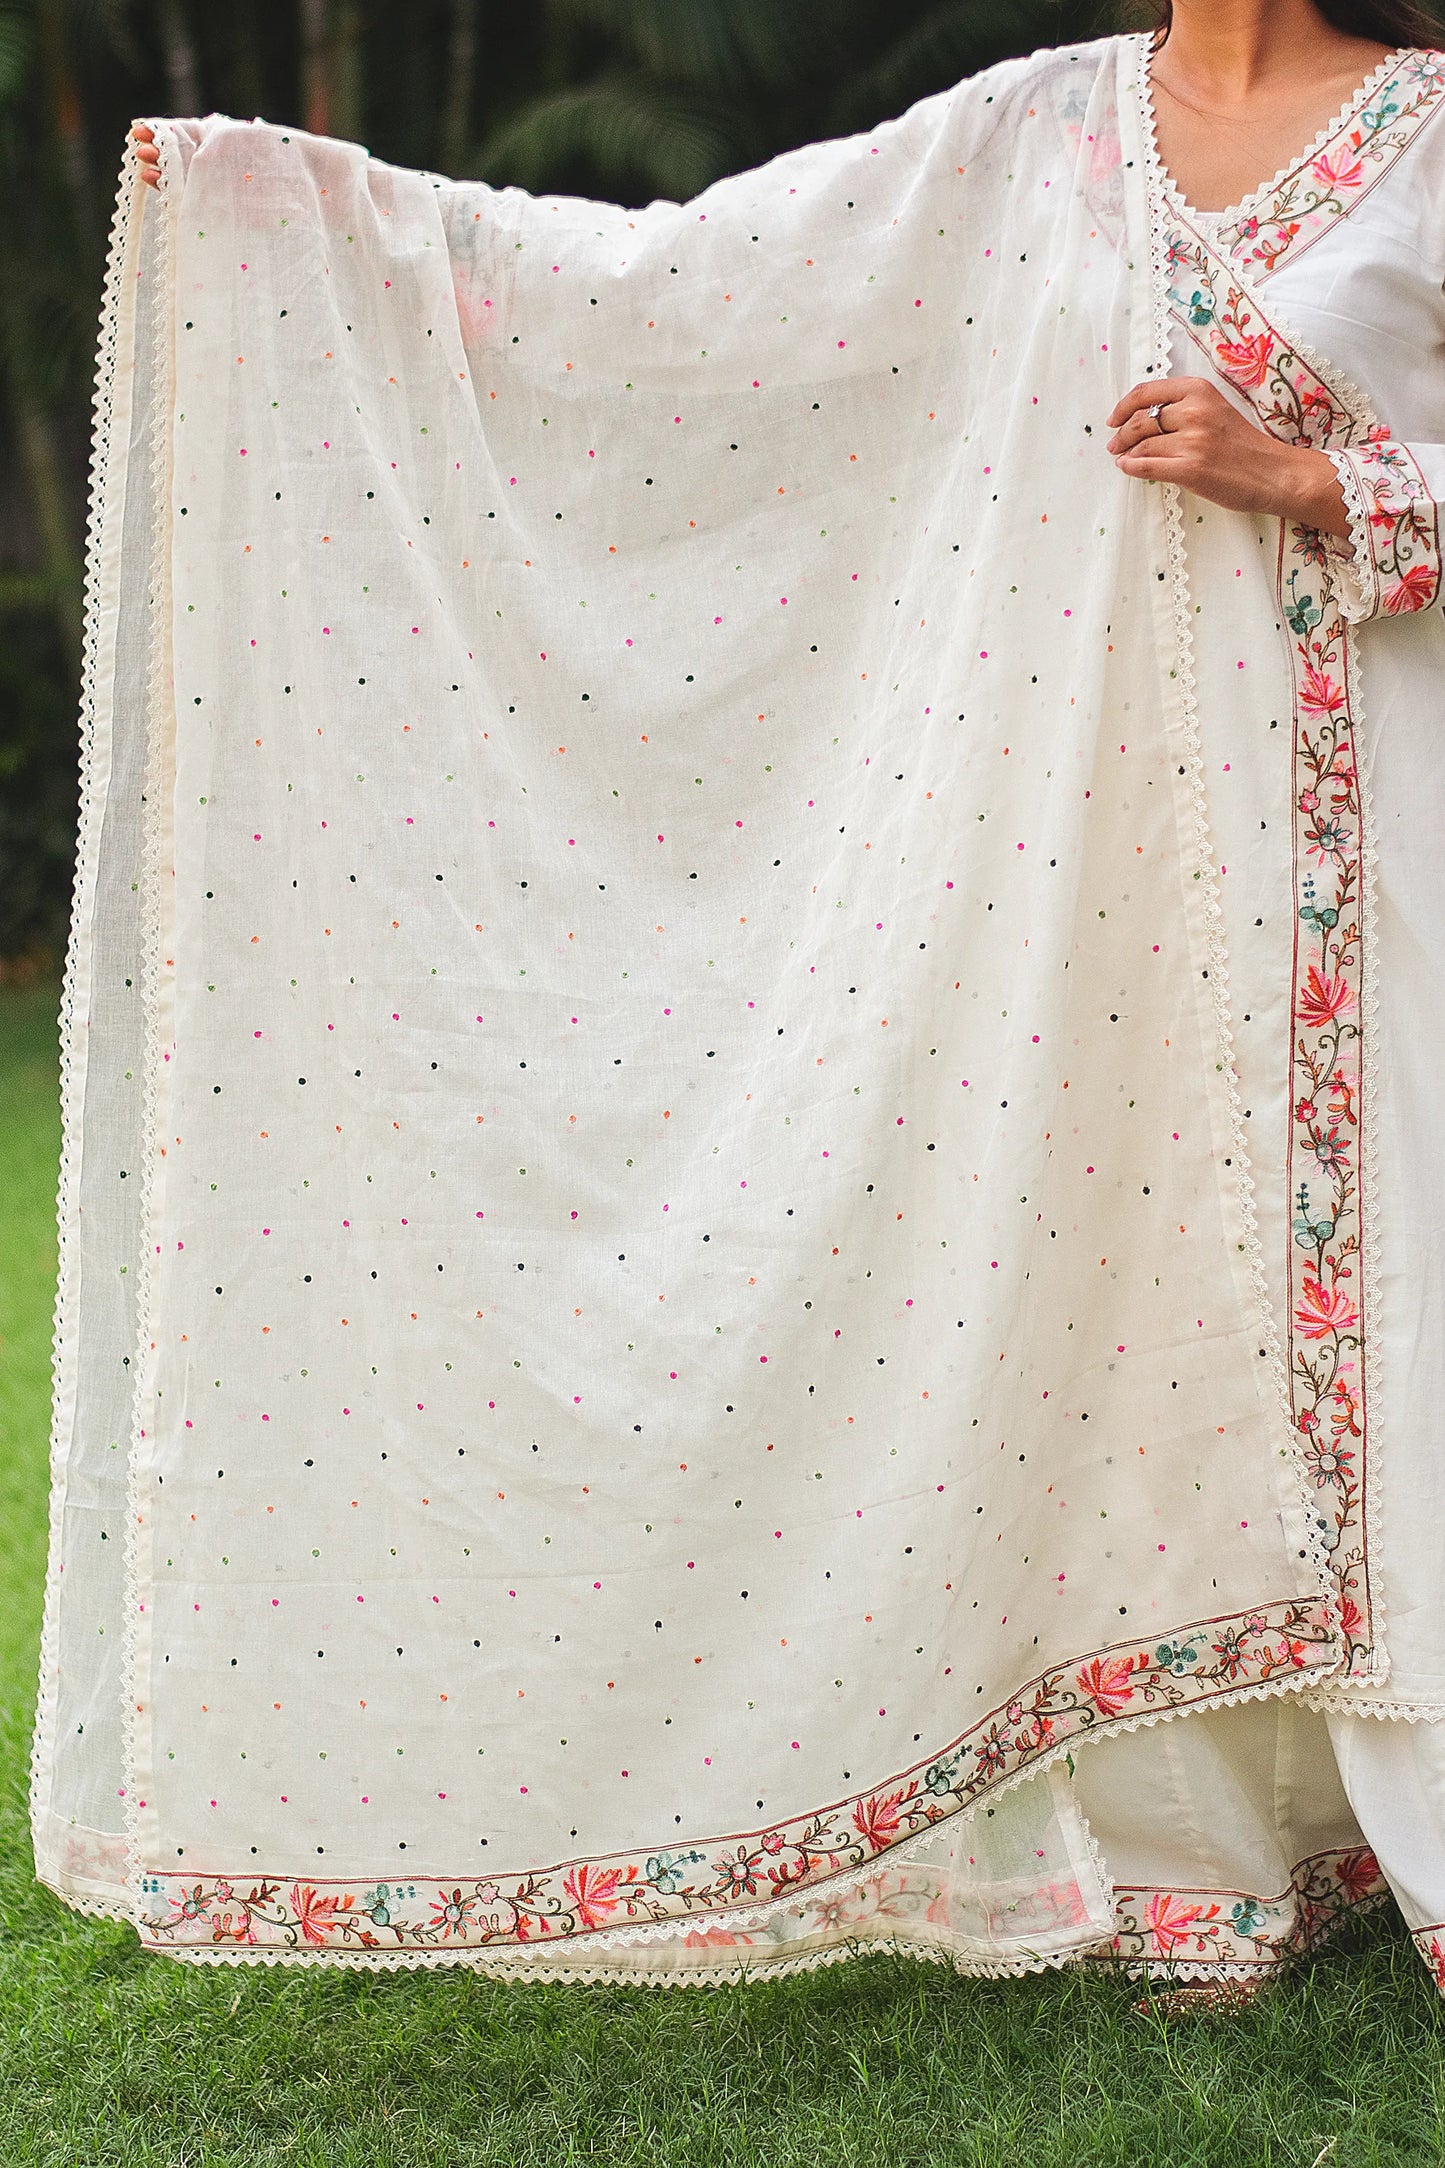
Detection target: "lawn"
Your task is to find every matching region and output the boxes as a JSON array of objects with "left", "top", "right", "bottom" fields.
[{"left": 0, "top": 978, "right": 1442, "bottom": 2167}]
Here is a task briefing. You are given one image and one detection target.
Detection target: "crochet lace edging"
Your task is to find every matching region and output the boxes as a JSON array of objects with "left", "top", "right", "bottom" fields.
[
  {"left": 1131, "top": 32, "right": 1337, "bottom": 1612},
  {"left": 1321, "top": 449, "right": 1378, "bottom": 621},
  {"left": 26, "top": 125, "right": 147, "bottom": 1881},
  {"left": 119, "top": 113, "right": 181, "bottom": 1937}
]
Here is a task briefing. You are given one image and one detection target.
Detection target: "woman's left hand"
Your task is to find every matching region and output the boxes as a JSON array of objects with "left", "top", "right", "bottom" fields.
[{"left": 1107, "top": 375, "right": 1350, "bottom": 537}]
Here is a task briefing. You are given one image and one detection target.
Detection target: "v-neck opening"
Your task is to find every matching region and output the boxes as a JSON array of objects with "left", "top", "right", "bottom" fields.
[{"left": 1140, "top": 35, "right": 1410, "bottom": 229}]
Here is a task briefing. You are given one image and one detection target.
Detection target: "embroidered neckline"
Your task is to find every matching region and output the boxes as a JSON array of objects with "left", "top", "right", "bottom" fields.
[
  {"left": 1140, "top": 36, "right": 1411, "bottom": 230},
  {"left": 1138, "top": 34, "right": 1445, "bottom": 282}
]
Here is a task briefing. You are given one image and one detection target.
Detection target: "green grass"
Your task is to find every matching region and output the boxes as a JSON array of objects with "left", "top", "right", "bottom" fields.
[{"left": 1, "top": 979, "right": 1443, "bottom": 2168}]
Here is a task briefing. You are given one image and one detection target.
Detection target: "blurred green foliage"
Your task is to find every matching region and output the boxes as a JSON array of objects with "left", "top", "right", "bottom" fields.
[{"left": 0, "top": 0, "right": 1107, "bottom": 966}]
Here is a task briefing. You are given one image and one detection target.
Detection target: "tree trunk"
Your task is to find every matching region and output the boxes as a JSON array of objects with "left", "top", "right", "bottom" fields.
[
  {"left": 156, "top": 0, "right": 202, "bottom": 117},
  {"left": 228, "top": 0, "right": 267, "bottom": 120},
  {"left": 440, "top": 0, "right": 480, "bottom": 177},
  {"left": 11, "top": 390, "right": 82, "bottom": 652},
  {"left": 301, "top": 0, "right": 330, "bottom": 136},
  {"left": 330, "top": 0, "right": 364, "bottom": 144},
  {"left": 35, "top": 0, "right": 93, "bottom": 245}
]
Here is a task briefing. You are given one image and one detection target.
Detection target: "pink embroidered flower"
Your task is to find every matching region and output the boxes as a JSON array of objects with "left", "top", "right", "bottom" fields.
[
  {"left": 1299, "top": 664, "right": 1346, "bottom": 715},
  {"left": 1255, "top": 1633, "right": 1311, "bottom": 1678},
  {"left": 1384, "top": 563, "right": 1439, "bottom": 614},
  {"left": 210, "top": 1907, "right": 258, "bottom": 1944},
  {"left": 1143, "top": 1892, "right": 1220, "bottom": 1955},
  {"left": 1214, "top": 331, "right": 1275, "bottom": 388},
  {"left": 853, "top": 1784, "right": 914, "bottom": 1854},
  {"left": 1294, "top": 1275, "right": 1360, "bottom": 1341},
  {"left": 1336, "top": 1846, "right": 1381, "bottom": 1903},
  {"left": 428, "top": 1887, "right": 477, "bottom": 1937},
  {"left": 1076, "top": 1650, "right": 1145, "bottom": 1717},
  {"left": 564, "top": 1862, "right": 628, "bottom": 1929},
  {"left": 1311, "top": 148, "right": 1365, "bottom": 192},
  {"left": 290, "top": 1881, "right": 348, "bottom": 1946},
  {"left": 1297, "top": 964, "right": 1355, "bottom": 1028}
]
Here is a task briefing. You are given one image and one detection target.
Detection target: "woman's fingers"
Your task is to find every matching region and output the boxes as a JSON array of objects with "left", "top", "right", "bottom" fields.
[
  {"left": 1108, "top": 406, "right": 1169, "bottom": 455},
  {"left": 131, "top": 122, "right": 162, "bottom": 186},
  {"left": 1104, "top": 376, "right": 1195, "bottom": 432}
]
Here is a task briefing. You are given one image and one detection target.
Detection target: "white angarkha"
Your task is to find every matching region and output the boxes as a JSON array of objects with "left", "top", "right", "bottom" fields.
[{"left": 1071, "top": 41, "right": 1445, "bottom": 1987}]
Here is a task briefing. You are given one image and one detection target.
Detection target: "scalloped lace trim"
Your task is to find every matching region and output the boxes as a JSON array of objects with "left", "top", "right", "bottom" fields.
[
  {"left": 27, "top": 111, "right": 147, "bottom": 1878},
  {"left": 1323, "top": 449, "right": 1378, "bottom": 620},
  {"left": 1131, "top": 34, "right": 1335, "bottom": 1606},
  {"left": 1142, "top": 39, "right": 1411, "bottom": 229},
  {"left": 119, "top": 112, "right": 181, "bottom": 1929}
]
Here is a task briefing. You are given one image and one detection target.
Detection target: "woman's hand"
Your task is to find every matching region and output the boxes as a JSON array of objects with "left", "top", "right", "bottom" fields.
[
  {"left": 130, "top": 122, "right": 161, "bottom": 187},
  {"left": 1107, "top": 375, "right": 1350, "bottom": 538}
]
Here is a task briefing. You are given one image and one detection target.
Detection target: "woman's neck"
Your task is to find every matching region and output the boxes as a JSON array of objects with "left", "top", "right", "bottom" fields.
[
  {"left": 1161, "top": 2, "right": 1393, "bottom": 101},
  {"left": 1148, "top": 2, "right": 1397, "bottom": 213}
]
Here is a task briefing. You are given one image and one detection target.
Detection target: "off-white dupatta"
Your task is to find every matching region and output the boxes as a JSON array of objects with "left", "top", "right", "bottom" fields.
[{"left": 31, "top": 34, "right": 1351, "bottom": 1976}]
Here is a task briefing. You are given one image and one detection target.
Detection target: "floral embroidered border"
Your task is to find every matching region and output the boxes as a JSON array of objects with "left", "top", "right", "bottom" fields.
[
  {"left": 1096, "top": 1844, "right": 1388, "bottom": 1973},
  {"left": 1324, "top": 438, "right": 1443, "bottom": 619},
  {"left": 1414, "top": 1922, "right": 1445, "bottom": 1997},
  {"left": 133, "top": 1596, "right": 1335, "bottom": 1954},
  {"left": 1156, "top": 159, "right": 1445, "bottom": 1671},
  {"left": 1192, "top": 50, "right": 1445, "bottom": 281}
]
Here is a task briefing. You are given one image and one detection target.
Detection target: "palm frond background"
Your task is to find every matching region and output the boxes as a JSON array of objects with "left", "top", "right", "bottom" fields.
[{"left": 0, "top": 0, "right": 1149, "bottom": 967}]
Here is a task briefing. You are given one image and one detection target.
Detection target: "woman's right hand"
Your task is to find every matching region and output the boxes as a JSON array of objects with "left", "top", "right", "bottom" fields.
[{"left": 131, "top": 123, "right": 161, "bottom": 187}]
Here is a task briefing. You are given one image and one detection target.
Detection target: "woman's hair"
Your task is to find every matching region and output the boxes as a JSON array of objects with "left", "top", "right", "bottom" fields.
[{"left": 1147, "top": 0, "right": 1442, "bottom": 43}]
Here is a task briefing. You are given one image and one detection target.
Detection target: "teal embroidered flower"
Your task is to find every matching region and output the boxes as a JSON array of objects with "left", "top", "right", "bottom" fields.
[
  {"left": 362, "top": 1883, "right": 394, "bottom": 1926},
  {"left": 645, "top": 1849, "right": 704, "bottom": 1894},
  {"left": 1154, "top": 1640, "right": 1201, "bottom": 1676}
]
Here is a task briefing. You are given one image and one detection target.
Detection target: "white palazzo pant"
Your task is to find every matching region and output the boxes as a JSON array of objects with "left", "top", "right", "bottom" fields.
[{"left": 1071, "top": 1703, "right": 1445, "bottom": 1975}]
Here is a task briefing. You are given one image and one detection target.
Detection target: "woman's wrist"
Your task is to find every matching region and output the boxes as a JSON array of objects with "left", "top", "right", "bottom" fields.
[{"left": 1282, "top": 444, "right": 1352, "bottom": 539}]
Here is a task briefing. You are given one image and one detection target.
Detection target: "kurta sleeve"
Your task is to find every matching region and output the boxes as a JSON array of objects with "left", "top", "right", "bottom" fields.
[{"left": 1322, "top": 433, "right": 1445, "bottom": 620}]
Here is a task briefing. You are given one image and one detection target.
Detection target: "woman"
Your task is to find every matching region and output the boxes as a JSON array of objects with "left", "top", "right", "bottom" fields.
[
  {"left": 38, "top": 2, "right": 1445, "bottom": 1994},
  {"left": 1085, "top": 0, "right": 1445, "bottom": 2009}
]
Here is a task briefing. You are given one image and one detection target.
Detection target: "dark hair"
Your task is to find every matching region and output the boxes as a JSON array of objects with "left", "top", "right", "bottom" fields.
[{"left": 1147, "top": 0, "right": 1442, "bottom": 43}]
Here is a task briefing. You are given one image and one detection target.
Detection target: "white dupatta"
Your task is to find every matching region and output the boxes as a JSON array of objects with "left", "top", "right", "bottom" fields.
[{"left": 31, "top": 34, "right": 1362, "bottom": 1976}]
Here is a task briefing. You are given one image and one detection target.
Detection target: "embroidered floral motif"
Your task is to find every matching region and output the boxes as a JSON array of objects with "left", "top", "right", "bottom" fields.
[
  {"left": 1101, "top": 1845, "right": 1388, "bottom": 1971},
  {"left": 1325, "top": 438, "right": 1443, "bottom": 619},
  {"left": 1415, "top": 1925, "right": 1445, "bottom": 1996},
  {"left": 1200, "top": 52, "right": 1445, "bottom": 280},
  {"left": 1161, "top": 228, "right": 1377, "bottom": 1665},
  {"left": 134, "top": 1596, "right": 1334, "bottom": 1954}
]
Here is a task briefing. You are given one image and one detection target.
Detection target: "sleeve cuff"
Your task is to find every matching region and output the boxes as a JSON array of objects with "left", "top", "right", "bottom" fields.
[
  {"left": 1320, "top": 438, "right": 1442, "bottom": 623},
  {"left": 1321, "top": 448, "right": 1376, "bottom": 622}
]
